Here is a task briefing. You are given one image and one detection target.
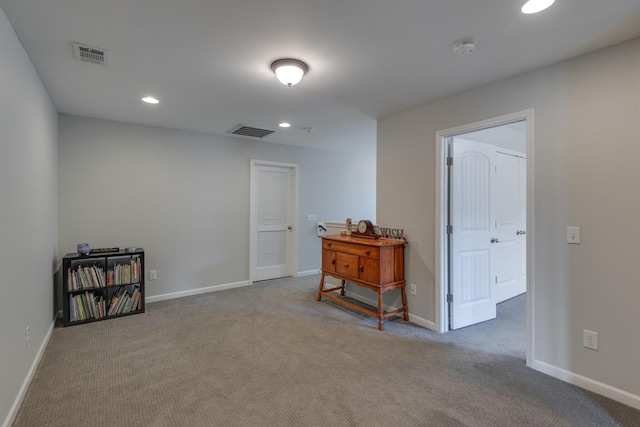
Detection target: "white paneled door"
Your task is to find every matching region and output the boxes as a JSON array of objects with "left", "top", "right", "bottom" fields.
[
  {"left": 251, "top": 162, "right": 297, "bottom": 282},
  {"left": 517, "top": 156, "right": 527, "bottom": 295},
  {"left": 493, "top": 151, "right": 521, "bottom": 303},
  {"left": 449, "top": 138, "right": 496, "bottom": 329},
  {"left": 449, "top": 140, "right": 526, "bottom": 329}
]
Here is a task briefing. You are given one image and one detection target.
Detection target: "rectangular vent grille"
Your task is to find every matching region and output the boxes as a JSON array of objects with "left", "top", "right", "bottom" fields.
[
  {"left": 227, "top": 125, "right": 275, "bottom": 139},
  {"left": 73, "top": 42, "right": 107, "bottom": 65}
]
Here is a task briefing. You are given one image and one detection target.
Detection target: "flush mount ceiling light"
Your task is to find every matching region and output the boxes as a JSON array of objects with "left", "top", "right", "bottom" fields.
[
  {"left": 271, "top": 58, "right": 308, "bottom": 87},
  {"left": 521, "top": 0, "right": 555, "bottom": 14},
  {"left": 279, "top": 122, "right": 291, "bottom": 128},
  {"left": 141, "top": 96, "right": 159, "bottom": 104}
]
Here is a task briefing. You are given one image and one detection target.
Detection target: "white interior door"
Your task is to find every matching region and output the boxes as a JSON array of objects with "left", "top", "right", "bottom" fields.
[
  {"left": 517, "top": 156, "right": 527, "bottom": 294},
  {"left": 449, "top": 138, "right": 496, "bottom": 329},
  {"left": 252, "top": 163, "right": 295, "bottom": 282},
  {"left": 493, "top": 151, "right": 520, "bottom": 303}
]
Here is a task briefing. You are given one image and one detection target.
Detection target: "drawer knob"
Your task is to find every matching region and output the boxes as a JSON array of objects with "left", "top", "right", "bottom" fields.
[
  {"left": 364, "top": 250, "right": 371, "bottom": 255},
  {"left": 327, "top": 243, "right": 332, "bottom": 247},
  {"left": 332, "top": 259, "right": 335, "bottom": 265},
  {"left": 344, "top": 264, "right": 349, "bottom": 268},
  {"left": 359, "top": 265, "right": 364, "bottom": 272}
]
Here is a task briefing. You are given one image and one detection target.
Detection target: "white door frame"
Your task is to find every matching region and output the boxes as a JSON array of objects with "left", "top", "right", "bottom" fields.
[
  {"left": 435, "top": 109, "right": 534, "bottom": 367},
  {"left": 250, "top": 159, "right": 299, "bottom": 284}
]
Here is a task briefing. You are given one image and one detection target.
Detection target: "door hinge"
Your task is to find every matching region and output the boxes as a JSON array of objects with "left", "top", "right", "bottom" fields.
[
  {"left": 446, "top": 156, "right": 453, "bottom": 166},
  {"left": 447, "top": 293, "right": 453, "bottom": 303},
  {"left": 447, "top": 225, "right": 453, "bottom": 234}
]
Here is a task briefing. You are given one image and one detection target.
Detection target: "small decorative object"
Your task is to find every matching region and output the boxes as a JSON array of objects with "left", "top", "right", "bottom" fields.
[
  {"left": 352, "top": 219, "right": 380, "bottom": 239},
  {"left": 91, "top": 247, "right": 120, "bottom": 253},
  {"left": 378, "top": 227, "right": 407, "bottom": 241},
  {"left": 345, "top": 218, "right": 352, "bottom": 236},
  {"left": 124, "top": 247, "right": 138, "bottom": 253},
  {"left": 77, "top": 243, "right": 91, "bottom": 256}
]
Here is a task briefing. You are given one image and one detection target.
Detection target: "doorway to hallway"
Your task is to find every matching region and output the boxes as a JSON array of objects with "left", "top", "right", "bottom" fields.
[{"left": 434, "top": 110, "right": 533, "bottom": 366}]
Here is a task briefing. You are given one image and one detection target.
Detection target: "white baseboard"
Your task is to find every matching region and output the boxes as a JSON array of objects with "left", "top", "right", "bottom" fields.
[
  {"left": 145, "top": 280, "right": 251, "bottom": 304},
  {"left": 3, "top": 319, "right": 55, "bottom": 427},
  {"left": 407, "top": 312, "right": 437, "bottom": 331},
  {"left": 296, "top": 269, "right": 320, "bottom": 277},
  {"left": 532, "top": 359, "right": 640, "bottom": 411}
]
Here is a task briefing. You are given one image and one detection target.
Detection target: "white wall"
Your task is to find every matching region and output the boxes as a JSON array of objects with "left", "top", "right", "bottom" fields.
[
  {"left": 58, "top": 115, "right": 376, "bottom": 301},
  {"left": 378, "top": 36, "right": 640, "bottom": 406},
  {"left": 0, "top": 8, "right": 58, "bottom": 426}
]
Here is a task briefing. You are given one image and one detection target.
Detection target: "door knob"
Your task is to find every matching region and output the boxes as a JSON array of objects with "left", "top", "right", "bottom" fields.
[{"left": 287, "top": 226, "right": 293, "bottom": 230}]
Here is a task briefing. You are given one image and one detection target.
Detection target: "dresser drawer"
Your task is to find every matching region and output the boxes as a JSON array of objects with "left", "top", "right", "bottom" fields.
[
  {"left": 322, "top": 240, "right": 379, "bottom": 259},
  {"left": 335, "top": 252, "right": 360, "bottom": 279}
]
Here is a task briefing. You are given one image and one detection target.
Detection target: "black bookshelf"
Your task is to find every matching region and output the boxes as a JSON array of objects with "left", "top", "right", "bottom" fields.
[{"left": 62, "top": 249, "right": 145, "bottom": 327}]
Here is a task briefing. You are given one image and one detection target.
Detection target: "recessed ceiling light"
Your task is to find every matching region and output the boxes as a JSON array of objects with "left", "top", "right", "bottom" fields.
[
  {"left": 141, "top": 96, "right": 159, "bottom": 104},
  {"left": 521, "top": 0, "right": 555, "bottom": 14},
  {"left": 279, "top": 122, "right": 291, "bottom": 128}
]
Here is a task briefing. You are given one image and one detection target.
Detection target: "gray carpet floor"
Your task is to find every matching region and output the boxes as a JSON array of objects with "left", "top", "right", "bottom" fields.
[{"left": 12, "top": 275, "right": 640, "bottom": 426}]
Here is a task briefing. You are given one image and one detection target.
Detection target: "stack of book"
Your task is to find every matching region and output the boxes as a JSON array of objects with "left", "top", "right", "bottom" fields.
[
  {"left": 69, "top": 292, "right": 105, "bottom": 322},
  {"left": 107, "top": 256, "right": 142, "bottom": 286},
  {"left": 107, "top": 287, "right": 141, "bottom": 315},
  {"left": 67, "top": 265, "right": 106, "bottom": 291}
]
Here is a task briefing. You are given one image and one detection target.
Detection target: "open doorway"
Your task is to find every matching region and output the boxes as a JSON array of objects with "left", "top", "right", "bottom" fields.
[{"left": 435, "top": 110, "right": 533, "bottom": 366}]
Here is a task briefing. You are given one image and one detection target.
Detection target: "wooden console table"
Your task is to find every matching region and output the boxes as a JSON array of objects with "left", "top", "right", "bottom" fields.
[{"left": 317, "top": 235, "right": 408, "bottom": 330}]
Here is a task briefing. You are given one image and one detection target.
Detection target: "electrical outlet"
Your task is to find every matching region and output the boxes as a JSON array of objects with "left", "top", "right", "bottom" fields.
[
  {"left": 410, "top": 284, "right": 417, "bottom": 296},
  {"left": 26, "top": 326, "right": 30, "bottom": 347},
  {"left": 583, "top": 330, "right": 598, "bottom": 350},
  {"left": 149, "top": 270, "right": 157, "bottom": 281}
]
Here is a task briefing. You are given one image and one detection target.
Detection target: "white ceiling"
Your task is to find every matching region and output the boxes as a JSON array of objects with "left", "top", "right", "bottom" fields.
[{"left": 1, "top": 0, "right": 639, "bottom": 153}]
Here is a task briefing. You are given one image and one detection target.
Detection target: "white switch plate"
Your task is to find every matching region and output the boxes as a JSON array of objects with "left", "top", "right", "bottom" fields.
[
  {"left": 149, "top": 270, "right": 157, "bottom": 280},
  {"left": 307, "top": 214, "right": 318, "bottom": 221},
  {"left": 566, "top": 226, "right": 581, "bottom": 244}
]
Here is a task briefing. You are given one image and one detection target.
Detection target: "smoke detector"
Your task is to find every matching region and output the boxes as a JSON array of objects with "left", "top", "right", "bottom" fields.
[{"left": 452, "top": 40, "right": 475, "bottom": 56}]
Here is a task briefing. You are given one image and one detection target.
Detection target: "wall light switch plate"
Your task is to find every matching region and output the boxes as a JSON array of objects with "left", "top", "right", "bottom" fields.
[{"left": 567, "top": 226, "right": 581, "bottom": 244}]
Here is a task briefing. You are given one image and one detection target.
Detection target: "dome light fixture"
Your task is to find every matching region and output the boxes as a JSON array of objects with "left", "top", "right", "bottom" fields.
[
  {"left": 521, "top": 0, "right": 555, "bottom": 14},
  {"left": 141, "top": 96, "right": 159, "bottom": 104},
  {"left": 279, "top": 122, "right": 291, "bottom": 128},
  {"left": 271, "top": 58, "right": 308, "bottom": 87}
]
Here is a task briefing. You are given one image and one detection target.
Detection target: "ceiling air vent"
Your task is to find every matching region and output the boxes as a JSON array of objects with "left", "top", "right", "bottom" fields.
[
  {"left": 227, "top": 124, "right": 275, "bottom": 139},
  {"left": 73, "top": 42, "right": 107, "bottom": 65}
]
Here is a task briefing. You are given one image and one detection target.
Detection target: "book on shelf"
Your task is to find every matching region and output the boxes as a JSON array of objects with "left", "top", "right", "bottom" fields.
[
  {"left": 107, "top": 256, "right": 142, "bottom": 286},
  {"left": 67, "top": 265, "right": 105, "bottom": 291},
  {"left": 68, "top": 291, "right": 106, "bottom": 322},
  {"left": 107, "top": 285, "right": 141, "bottom": 316}
]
